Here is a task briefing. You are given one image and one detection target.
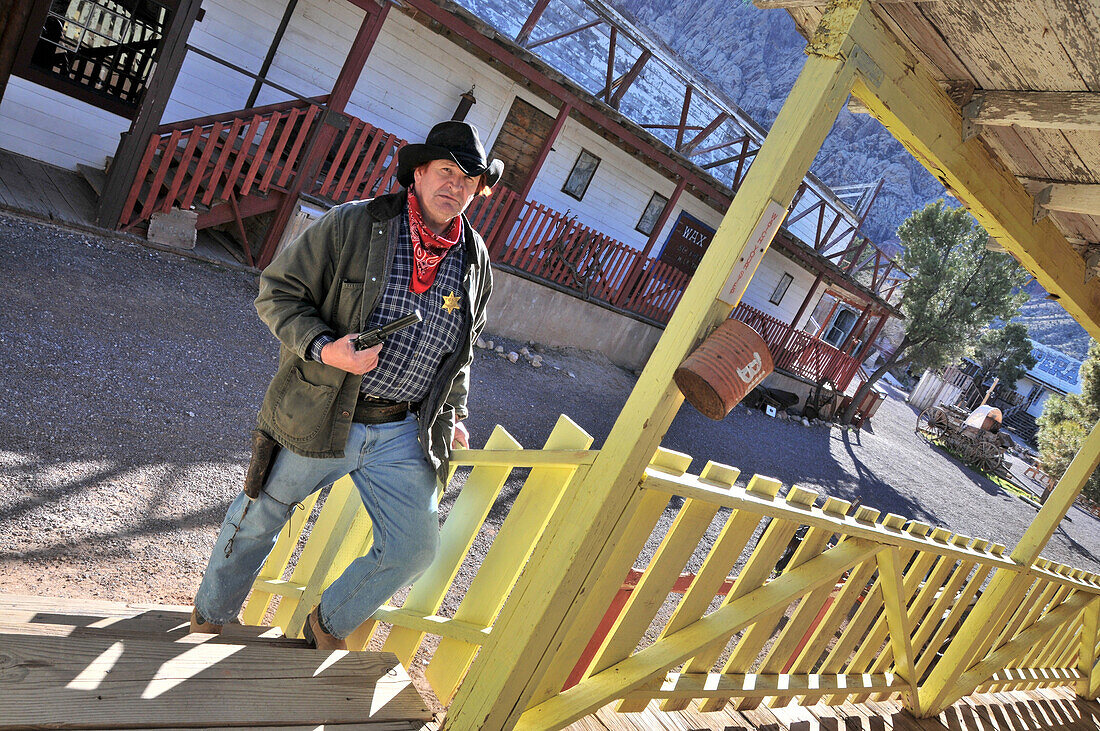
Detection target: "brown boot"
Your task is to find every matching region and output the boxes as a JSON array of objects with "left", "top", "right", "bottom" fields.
[
  {"left": 304, "top": 607, "right": 347, "bottom": 651},
  {"left": 189, "top": 607, "right": 223, "bottom": 634}
]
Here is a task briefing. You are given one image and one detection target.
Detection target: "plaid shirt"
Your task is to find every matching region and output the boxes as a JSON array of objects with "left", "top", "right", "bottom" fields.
[{"left": 309, "top": 209, "right": 466, "bottom": 403}]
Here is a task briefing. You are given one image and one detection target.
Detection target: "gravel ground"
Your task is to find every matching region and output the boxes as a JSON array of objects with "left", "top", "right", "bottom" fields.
[{"left": 2, "top": 208, "right": 1098, "bottom": 620}]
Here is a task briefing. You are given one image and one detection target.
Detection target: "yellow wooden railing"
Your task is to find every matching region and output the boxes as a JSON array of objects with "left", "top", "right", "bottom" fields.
[
  {"left": 241, "top": 415, "right": 596, "bottom": 693},
  {"left": 241, "top": 414, "right": 1100, "bottom": 728}
]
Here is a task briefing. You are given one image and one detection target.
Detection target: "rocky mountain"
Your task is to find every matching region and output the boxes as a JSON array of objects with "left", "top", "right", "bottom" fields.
[{"left": 1017, "top": 282, "right": 1091, "bottom": 361}]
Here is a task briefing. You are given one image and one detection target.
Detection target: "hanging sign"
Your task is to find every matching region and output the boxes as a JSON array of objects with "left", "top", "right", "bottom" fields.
[
  {"left": 717, "top": 200, "right": 788, "bottom": 306},
  {"left": 658, "top": 211, "right": 718, "bottom": 275}
]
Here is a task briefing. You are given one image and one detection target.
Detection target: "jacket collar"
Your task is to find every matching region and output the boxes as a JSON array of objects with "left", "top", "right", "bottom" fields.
[{"left": 366, "top": 189, "right": 408, "bottom": 221}]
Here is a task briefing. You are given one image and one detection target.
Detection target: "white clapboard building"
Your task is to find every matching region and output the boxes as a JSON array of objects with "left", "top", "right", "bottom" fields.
[{"left": 0, "top": 0, "right": 903, "bottom": 400}]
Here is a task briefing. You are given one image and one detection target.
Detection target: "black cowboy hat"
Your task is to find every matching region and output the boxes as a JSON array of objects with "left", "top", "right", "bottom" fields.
[{"left": 397, "top": 120, "right": 504, "bottom": 189}]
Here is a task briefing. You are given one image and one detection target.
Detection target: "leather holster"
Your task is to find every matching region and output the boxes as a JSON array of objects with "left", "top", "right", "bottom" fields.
[{"left": 244, "top": 429, "right": 280, "bottom": 499}]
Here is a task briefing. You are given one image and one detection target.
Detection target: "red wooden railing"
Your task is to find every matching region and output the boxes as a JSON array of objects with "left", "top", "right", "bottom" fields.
[
  {"left": 120, "top": 99, "right": 323, "bottom": 228},
  {"left": 314, "top": 118, "right": 404, "bottom": 203},
  {"left": 490, "top": 199, "right": 691, "bottom": 324},
  {"left": 732, "top": 302, "right": 862, "bottom": 390},
  {"left": 466, "top": 187, "right": 520, "bottom": 248},
  {"left": 120, "top": 108, "right": 887, "bottom": 329}
]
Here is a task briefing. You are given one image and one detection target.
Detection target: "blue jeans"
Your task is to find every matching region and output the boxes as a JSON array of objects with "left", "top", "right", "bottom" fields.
[{"left": 194, "top": 413, "right": 440, "bottom": 638}]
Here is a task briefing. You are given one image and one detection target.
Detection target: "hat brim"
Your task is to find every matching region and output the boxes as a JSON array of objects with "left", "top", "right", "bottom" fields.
[{"left": 397, "top": 143, "right": 503, "bottom": 189}]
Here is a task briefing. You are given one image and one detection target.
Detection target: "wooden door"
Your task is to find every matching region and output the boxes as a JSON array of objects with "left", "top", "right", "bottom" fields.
[{"left": 490, "top": 97, "right": 554, "bottom": 192}]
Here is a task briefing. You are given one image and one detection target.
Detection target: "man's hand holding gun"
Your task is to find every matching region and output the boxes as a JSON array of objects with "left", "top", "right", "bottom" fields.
[{"left": 320, "top": 310, "right": 423, "bottom": 375}]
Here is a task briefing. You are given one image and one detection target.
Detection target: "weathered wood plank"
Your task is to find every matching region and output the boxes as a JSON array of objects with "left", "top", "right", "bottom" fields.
[
  {"left": 0, "top": 634, "right": 430, "bottom": 728},
  {"left": 874, "top": 3, "right": 969, "bottom": 82},
  {"left": 1039, "top": 2, "right": 1100, "bottom": 91},
  {"left": 916, "top": 1, "right": 1028, "bottom": 90},
  {"left": 971, "top": 0, "right": 1085, "bottom": 89},
  {"left": 968, "top": 91, "right": 1100, "bottom": 133},
  {"left": 8, "top": 153, "right": 58, "bottom": 218},
  {"left": 1026, "top": 182, "right": 1100, "bottom": 217}
]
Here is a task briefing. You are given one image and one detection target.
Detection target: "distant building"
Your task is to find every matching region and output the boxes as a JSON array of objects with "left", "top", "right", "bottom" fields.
[{"left": 1015, "top": 341, "right": 1083, "bottom": 418}]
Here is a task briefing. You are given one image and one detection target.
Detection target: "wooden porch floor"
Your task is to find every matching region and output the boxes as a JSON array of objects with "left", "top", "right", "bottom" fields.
[
  {"left": 0, "top": 148, "right": 250, "bottom": 271},
  {"left": 0, "top": 593, "right": 433, "bottom": 729},
  {"left": 4, "top": 593, "right": 1097, "bottom": 731}
]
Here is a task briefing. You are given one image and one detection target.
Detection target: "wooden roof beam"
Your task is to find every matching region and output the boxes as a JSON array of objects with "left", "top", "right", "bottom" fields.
[
  {"left": 608, "top": 48, "right": 651, "bottom": 109},
  {"left": 527, "top": 19, "right": 601, "bottom": 50},
  {"left": 839, "top": 1, "right": 1100, "bottom": 341},
  {"left": 962, "top": 90, "right": 1100, "bottom": 140},
  {"left": 1030, "top": 182, "right": 1100, "bottom": 221},
  {"left": 680, "top": 111, "right": 731, "bottom": 155},
  {"left": 515, "top": 0, "right": 551, "bottom": 46}
]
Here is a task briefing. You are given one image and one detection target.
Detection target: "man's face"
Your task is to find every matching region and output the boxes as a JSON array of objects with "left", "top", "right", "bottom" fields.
[{"left": 413, "top": 159, "right": 482, "bottom": 231}]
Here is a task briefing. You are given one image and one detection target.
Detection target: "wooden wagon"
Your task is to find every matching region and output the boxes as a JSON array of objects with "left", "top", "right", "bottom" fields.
[{"left": 916, "top": 404, "right": 1014, "bottom": 473}]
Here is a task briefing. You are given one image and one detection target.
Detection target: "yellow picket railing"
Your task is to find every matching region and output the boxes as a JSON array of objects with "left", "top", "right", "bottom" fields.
[
  {"left": 515, "top": 462, "right": 1100, "bottom": 729},
  {"left": 241, "top": 415, "right": 597, "bottom": 692},
  {"left": 240, "top": 413, "right": 1100, "bottom": 728}
]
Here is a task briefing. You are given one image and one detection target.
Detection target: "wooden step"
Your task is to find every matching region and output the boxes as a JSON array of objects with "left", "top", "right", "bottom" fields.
[
  {"left": 77, "top": 163, "right": 107, "bottom": 197},
  {"left": 0, "top": 593, "right": 433, "bottom": 730}
]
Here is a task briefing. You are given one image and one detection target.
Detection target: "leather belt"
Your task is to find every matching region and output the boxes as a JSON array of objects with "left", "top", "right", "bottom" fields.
[{"left": 353, "top": 396, "right": 412, "bottom": 424}]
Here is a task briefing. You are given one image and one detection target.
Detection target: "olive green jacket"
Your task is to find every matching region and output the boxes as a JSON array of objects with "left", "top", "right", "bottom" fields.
[{"left": 254, "top": 191, "right": 492, "bottom": 482}]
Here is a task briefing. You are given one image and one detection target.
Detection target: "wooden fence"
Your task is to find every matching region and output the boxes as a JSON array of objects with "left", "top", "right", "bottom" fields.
[
  {"left": 119, "top": 99, "right": 322, "bottom": 230},
  {"left": 733, "top": 302, "right": 863, "bottom": 390},
  {"left": 240, "top": 415, "right": 1100, "bottom": 729},
  {"left": 120, "top": 109, "right": 898, "bottom": 322}
]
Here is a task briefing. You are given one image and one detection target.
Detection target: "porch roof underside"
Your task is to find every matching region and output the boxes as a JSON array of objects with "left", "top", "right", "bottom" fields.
[{"left": 778, "top": 1, "right": 1100, "bottom": 338}]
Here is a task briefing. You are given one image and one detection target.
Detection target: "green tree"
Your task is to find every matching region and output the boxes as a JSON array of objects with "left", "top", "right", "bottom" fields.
[
  {"left": 971, "top": 322, "right": 1038, "bottom": 395},
  {"left": 841, "top": 200, "right": 1030, "bottom": 424},
  {"left": 1036, "top": 340, "right": 1100, "bottom": 501}
]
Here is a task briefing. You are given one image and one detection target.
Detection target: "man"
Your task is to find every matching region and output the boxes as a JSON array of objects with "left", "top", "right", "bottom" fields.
[{"left": 190, "top": 121, "right": 501, "bottom": 650}]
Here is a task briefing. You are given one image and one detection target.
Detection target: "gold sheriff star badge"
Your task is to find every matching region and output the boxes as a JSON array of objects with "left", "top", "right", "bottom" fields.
[{"left": 441, "top": 291, "right": 461, "bottom": 314}]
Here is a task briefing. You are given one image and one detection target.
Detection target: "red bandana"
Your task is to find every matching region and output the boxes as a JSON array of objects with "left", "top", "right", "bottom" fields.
[{"left": 408, "top": 188, "right": 462, "bottom": 294}]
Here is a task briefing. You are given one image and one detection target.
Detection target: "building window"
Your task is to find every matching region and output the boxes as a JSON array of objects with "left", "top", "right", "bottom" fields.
[
  {"left": 562, "top": 149, "right": 600, "bottom": 200},
  {"left": 769, "top": 272, "right": 794, "bottom": 305},
  {"left": 824, "top": 308, "right": 858, "bottom": 347},
  {"left": 16, "top": 0, "right": 176, "bottom": 118},
  {"left": 636, "top": 191, "right": 668, "bottom": 236}
]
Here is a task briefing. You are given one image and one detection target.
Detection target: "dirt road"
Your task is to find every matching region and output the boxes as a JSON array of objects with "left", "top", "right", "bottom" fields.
[{"left": 1, "top": 210, "right": 1097, "bottom": 613}]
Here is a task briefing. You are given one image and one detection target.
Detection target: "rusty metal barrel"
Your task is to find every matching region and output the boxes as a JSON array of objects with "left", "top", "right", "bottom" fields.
[{"left": 674, "top": 319, "right": 774, "bottom": 420}]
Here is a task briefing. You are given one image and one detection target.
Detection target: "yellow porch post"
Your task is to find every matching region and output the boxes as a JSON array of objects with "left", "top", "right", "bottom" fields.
[
  {"left": 759, "top": 0, "right": 1100, "bottom": 716},
  {"left": 1080, "top": 596, "right": 1100, "bottom": 699},
  {"left": 442, "top": 3, "right": 864, "bottom": 729}
]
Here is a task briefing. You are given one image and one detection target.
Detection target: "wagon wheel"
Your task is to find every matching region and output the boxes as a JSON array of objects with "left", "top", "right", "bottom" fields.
[
  {"left": 945, "top": 430, "right": 969, "bottom": 455},
  {"left": 917, "top": 407, "right": 948, "bottom": 438},
  {"left": 973, "top": 436, "right": 1005, "bottom": 473},
  {"left": 956, "top": 435, "right": 979, "bottom": 463}
]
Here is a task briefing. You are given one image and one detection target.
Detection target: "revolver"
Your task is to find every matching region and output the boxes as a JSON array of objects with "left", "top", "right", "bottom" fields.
[{"left": 354, "top": 309, "right": 423, "bottom": 350}]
